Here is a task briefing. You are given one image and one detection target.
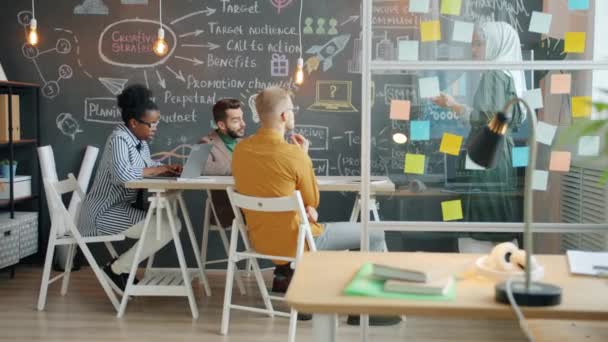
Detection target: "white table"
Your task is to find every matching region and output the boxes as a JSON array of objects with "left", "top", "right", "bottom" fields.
[{"left": 121, "top": 176, "right": 395, "bottom": 317}]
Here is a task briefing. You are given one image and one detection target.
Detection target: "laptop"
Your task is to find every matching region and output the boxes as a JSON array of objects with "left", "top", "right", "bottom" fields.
[
  {"left": 307, "top": 80, "right": 358, "bottom": 112},
  {"left": 443, "top": 148, "right": 510, "bottom": 192},
  {"left": 145, "top": 144, "right": 211, "bottom": 180}
]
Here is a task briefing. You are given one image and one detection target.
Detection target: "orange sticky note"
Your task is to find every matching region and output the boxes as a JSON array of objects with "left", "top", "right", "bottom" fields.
[
  {"left": 564, "top": 32, "right": 586, "bottom": 53},
  {"left": 441, "top": 200, "right": 463, "bottom": 221},
  {"left": 441, "top": 0, "right": 462, "bottom": 16},
  {"left": 404, "top": 153, "right": 425, "bottom": 175},
  {"left": 551, "top": 74, "right": 572, "bottom": 94},
  {"left": 572, "top": 96, "right": 592, "bottom": 118},
  {"left": 439, "top": 133, "right": 463, "bottom": 156},
  {"left": 549, "top": 151, "right": 571, "bottom": 172},
  {"left": 390, "top": 100, "right": 411, "bottom": 120},
  {"left": 421, "top": 21, "right": 441, "bottom": 42}
]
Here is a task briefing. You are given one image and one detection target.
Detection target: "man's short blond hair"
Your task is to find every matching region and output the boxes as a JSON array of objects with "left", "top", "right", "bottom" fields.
[{"left": 255, "top": 86, "right": 292, "bottom": 122}]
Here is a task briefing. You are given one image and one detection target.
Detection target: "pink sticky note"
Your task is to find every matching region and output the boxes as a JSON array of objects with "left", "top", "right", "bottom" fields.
[
  {"left": 390, "top": 100, "right": 411, "bottom": 120},
  {"left": 549, "top": 151, "right": 571, "bottom": 172},
  {"left": 551, "top": 74, "right": 572, "bottom": 94}
]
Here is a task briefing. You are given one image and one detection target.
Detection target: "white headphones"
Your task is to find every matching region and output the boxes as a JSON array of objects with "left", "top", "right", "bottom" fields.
[{"left": 488, "top": 242, "right": 539, "bottom": 272}]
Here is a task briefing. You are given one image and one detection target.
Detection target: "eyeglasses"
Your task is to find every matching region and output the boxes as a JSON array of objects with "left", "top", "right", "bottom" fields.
[
  {"left": 284, "top": 106, "right": 300, "bottom": 115},
  {"left": 136, "top": 118, "right": 159, "bottom": 129}
]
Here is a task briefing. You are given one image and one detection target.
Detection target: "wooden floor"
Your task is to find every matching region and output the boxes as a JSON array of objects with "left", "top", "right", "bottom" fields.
[{"left": 1, "top": 266, "right": 607, "bottom": 342}]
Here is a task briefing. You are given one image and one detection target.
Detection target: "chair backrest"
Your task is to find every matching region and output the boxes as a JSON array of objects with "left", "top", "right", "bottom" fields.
[
  {"left": 44, "top": 174, "right": 85, "bottom": 238},
  {"left": 38, "top": 145, "right": 99, "bottom": 235},
  {"left": 38, "top": 145, "right": 59, "bottom": 207},
  {"left": 226, "top": 187, "right": 308, "bottom": 227}
]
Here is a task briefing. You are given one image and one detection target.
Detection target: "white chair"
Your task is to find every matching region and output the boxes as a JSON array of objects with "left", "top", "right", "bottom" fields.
[
  {"left": 200, "top": 190, "right": 246, "bottom": 295},
  {"left": 37, "top": 174, "right": 125, "bottom": 311},
  {"left": 221, "top": 187, "right": 317, "bottom": 342}
]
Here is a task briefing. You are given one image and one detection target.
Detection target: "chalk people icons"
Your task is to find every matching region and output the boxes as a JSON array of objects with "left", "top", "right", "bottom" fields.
[{"left": 304, "top": 17, "right": 339, "bottom": 35}]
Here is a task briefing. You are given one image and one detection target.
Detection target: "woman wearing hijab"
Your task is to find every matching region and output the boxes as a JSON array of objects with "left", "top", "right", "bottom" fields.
[{"left": 433, "top": 22, "right": 526, "bottom": 250}]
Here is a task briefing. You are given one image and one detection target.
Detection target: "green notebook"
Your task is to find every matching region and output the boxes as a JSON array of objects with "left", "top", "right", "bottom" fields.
[{"left": 343, "top": 263, "right": 456, "bottom": 301}]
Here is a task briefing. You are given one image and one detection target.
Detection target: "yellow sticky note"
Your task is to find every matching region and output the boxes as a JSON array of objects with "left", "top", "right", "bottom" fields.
[
  {"left": 441, "top": 0, "right": 462, "bottom": 16},
  {"left": 390, "top": 100, "right": 411, "bottom": 120},
  {"left": 441, "top": 200, "right": 463, "bottom": 221},
  {"left": 404, "top": 153, "right": 425, "bottom": 175},
  {"left": 564, "top": 32, "right": 586, "bottom": 53},
  {"left": 572, "top": 96, "right": 592, "bottom": 118},
  {"left": 439, "top": 133, "right": 463, "bottom": 156},
  {"left": 421, "top": 21, "right": 441, "bottom": 42},
  {"left": 550, "top": 74, "right": 571, "bottom": 94}
]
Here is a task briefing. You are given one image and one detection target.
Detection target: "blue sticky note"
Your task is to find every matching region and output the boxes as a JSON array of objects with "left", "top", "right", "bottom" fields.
[
  {"left": 410, "top": 121, "right": 430, "bottom": 141},
  {"left": 512, "top": 147, "right": 529, "bottom": 168},
  {"left": 569, "top": 0, "right": 589, "bottom": 10}
]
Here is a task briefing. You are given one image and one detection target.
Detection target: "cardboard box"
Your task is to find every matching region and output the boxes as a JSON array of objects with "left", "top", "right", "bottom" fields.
[
  {"left": 0, "top": 95, "right": 20, "bottom": 142},
  {"left": 0, "top": 176, "right": 31, "bottom": 199}
]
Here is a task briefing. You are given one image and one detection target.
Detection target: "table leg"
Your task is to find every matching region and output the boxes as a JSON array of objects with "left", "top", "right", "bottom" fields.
[
  {"left": 178, "top": 193, "right": 211, "bottom": 296},
  {"left": 165, "top": 198, "right": 199, "bottom": 319},
  {"left": 313, "top": 314, "right": 337, "bottom": 342}
]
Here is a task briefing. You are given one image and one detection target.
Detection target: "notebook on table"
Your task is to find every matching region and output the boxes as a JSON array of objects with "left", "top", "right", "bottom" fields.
[{"left": 344, "top": 263, "right": 456, "bottom": 301}]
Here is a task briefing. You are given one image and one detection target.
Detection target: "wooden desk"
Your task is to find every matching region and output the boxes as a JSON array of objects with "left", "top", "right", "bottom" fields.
[{"left": 286, "top": 252, "right": 608, "bottom": 341}]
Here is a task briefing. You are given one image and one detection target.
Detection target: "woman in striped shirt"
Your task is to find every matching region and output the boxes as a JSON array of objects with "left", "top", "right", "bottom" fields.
[{"left": 78, "top": 84, "right": 182, "bottom": 290}]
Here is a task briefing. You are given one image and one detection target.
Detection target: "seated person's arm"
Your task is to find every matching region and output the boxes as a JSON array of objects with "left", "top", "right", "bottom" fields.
[{"left": 109, "top": 137, "right": 179, "bottom": 184}]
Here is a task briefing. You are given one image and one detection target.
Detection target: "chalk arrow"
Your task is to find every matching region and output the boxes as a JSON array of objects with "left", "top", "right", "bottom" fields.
[
  {"left": 171, "top": 7, "right": 216, "bottom": 25},
  {"left": 181, "top": 42, "right": 220, "bottom": 50},
  {"left": 155, "top": 70, "right": 166, "bottom": 89},
  {"left": 179, "top": 29, "right": 204, "bottom": 38},
  {"left": 165, "top": 66, "right": 186, "bottom": 83},
  {"left": 175, "top": 56, "right": 204, "bottom": 66},
  {"left": 340, "top": 15, "right": 359, "bottom": 26}
]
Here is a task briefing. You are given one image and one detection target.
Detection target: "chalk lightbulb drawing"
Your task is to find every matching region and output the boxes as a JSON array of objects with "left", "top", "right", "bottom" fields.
[{"left": 270, "top": 0, "right": 293, "bottom": 14}]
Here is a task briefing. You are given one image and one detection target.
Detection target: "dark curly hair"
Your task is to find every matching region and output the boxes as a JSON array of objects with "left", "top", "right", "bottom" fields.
[
  {"left": 117, "top": 84, "right": 158, "bottom": 125},
  {"left": 212, "top": 98, "right": 242, "bottom": 123}
]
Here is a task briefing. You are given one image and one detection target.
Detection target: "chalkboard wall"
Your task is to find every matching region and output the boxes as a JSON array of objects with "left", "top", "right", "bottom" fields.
[{"left": 0, "top": 0, "right": 541, "bottom": 265}]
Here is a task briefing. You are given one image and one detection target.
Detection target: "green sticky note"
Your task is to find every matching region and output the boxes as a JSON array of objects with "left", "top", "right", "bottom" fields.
[
  {"left": 404, "top": 153, "right": 425, "bottom": 175},
  {"left": 441, "top": 200, "right": 463, "bottom": 221},
  {"left": 441, "top": 0, "right": 462, "bottom": 16}
]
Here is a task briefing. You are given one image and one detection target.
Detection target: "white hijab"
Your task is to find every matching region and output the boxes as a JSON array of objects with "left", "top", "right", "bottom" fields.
[{"left": 478, "top": 22, "right": 527, "bottom": 121}]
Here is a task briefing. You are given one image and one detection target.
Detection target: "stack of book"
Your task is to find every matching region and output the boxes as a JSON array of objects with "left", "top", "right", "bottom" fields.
[{"left": 372, "top": 263, "right": 454, "bottom": 296}]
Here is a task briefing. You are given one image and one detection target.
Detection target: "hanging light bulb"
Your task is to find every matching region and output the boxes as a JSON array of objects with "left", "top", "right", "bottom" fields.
[
  {"left": 153, "top": 27, "right": 168, "bottom": 56},
  {"left": 27, "top": 18, "right": 39, "bottom": 46},
  {"left": 153, "top": 0, "right": 168, "bottom": 57},
  {"left": 27, "top": 1, "right": 39, "bottom": 46},
  {"left": 392, "top": 133, "right": 408, "bottom": 144},
  {"left": 295, "top": 57, "right": 304, "bottom": 85}
]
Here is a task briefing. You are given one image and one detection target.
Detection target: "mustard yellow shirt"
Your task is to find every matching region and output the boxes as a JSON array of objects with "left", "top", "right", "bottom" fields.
[{"left": 232, "top": 128, "right": 323, "bottom": 261}]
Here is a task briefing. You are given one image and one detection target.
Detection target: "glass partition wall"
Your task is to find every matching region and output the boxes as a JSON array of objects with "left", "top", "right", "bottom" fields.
[{"left": 359, "top": 0, "right": 608, "bottom": 253}]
